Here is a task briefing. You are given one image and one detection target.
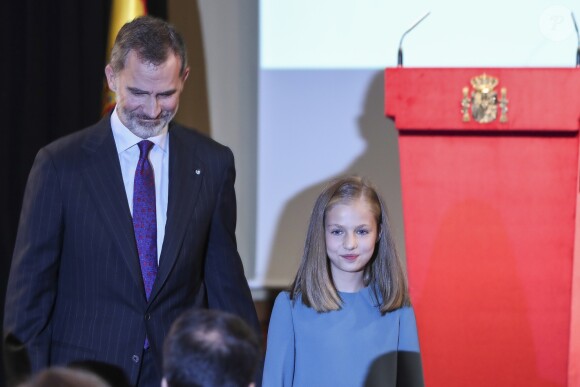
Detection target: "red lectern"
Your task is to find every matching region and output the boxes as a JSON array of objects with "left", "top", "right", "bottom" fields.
[{"left": 385, "top": 68, "right": 580, "bottom": 387}]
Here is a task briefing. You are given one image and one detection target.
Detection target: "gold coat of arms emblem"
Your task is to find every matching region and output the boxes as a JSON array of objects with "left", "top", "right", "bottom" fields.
[{"left": 461, "top": 74, "right": 508, "bottom": 123}]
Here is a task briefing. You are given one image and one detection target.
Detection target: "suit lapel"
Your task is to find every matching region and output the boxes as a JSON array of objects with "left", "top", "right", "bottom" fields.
[
  {"left": 150, "top": 126, "right": 204, "bottom": 301},
  {"left": 81, "top": 117, "right": 144, "bottom": 294}
]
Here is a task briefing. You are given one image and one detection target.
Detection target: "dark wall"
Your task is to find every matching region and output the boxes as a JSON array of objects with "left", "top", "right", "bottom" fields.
[{"left": 0, "top": 2, "right": 166, "bottom": 386}]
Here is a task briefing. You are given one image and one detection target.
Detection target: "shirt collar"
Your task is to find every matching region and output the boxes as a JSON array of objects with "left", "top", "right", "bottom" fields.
[{"left": 110, "top": 106, "right": 169, "bottom": 154}]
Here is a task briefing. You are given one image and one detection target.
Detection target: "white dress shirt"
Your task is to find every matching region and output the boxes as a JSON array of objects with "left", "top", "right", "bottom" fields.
[{"left": 110, "top": 108, "right": 169, "bottom": 263}]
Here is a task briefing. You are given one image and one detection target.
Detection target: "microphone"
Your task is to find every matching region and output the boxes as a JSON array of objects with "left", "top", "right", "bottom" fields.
[
  {"left": 572, "top": 12, "right": 580, "bottom": 67},
  {"left": 397, "top": 11, "right": 431, "bottom": 67}
]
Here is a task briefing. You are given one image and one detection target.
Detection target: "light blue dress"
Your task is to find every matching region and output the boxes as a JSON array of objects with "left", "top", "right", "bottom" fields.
[{"left": 262, "top": 287, "right": 422, "bottom": 387}]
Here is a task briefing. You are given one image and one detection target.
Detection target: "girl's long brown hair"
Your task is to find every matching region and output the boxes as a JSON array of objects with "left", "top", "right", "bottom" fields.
[{"left": 289, "top": 175, "right": 410, "bottom": 313}]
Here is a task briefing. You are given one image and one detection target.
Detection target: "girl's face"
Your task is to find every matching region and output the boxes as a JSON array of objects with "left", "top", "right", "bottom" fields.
[{"left": 324, "top": 198, "right": 379, "bottom": 292}]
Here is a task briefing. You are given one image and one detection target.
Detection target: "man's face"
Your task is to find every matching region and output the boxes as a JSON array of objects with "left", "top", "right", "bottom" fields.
[{"left": 105, "top": 51, "right": 189, "bottom": 138}]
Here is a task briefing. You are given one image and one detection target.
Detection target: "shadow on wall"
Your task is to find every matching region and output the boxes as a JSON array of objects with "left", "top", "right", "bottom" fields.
[{"left": 264, "top": 70, "right": 406, "bottom": 287}]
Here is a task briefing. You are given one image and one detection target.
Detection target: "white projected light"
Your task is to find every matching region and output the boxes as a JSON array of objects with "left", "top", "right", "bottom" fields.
[{"left": 260, "top": 0, "right": 580, "bottom": 68}]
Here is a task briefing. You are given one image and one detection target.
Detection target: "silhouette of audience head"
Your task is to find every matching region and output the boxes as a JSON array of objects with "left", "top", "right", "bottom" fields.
[
  {"left": 67, "top": 360, "right": 131, "bottom": 387},
  {"left": 162, "top": 308, "right": 261, "bottom": 387},
  {"left": 17, "top": 366, "right": 111, "bottom": 387}
]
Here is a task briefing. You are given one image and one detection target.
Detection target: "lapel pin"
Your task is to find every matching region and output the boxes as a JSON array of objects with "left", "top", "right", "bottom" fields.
[{"left": 195, "top": 169, "right": 201, "bottom": 175}]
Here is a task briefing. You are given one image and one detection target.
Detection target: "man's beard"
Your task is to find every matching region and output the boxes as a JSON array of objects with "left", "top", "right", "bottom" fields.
[{"left": 120, "top": 108, "right": 176, "bottom": 139}]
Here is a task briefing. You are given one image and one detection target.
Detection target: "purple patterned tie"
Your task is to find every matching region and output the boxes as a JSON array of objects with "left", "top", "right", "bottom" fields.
[{"left": 133, "top": 140, "right": 157, "bottom": 301}]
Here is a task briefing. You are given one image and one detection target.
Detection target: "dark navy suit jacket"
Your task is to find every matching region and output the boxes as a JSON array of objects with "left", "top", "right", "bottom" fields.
[{"left": 3, "top": 115, "right": 260, "bottom": 385}]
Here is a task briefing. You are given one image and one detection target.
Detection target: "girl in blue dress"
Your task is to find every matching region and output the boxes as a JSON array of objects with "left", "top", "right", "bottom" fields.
[{"left": 263, "top": 176, "right": 424, "bottom": 387}]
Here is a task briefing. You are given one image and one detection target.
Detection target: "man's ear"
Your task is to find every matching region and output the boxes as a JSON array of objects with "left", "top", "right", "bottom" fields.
[
  {"left": 104, "top": 64, "right": 117, "bottom": 92},
  {"left": 161, "top": 377, "right": 168, "bottom": 387},
  {"left": 181, "top": 66, "right": 190, "bottom": 84}
]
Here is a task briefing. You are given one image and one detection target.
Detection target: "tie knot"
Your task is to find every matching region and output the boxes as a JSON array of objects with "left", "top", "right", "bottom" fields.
[{"left": 138, "top": 140, "right": 154, "bottom": 159}]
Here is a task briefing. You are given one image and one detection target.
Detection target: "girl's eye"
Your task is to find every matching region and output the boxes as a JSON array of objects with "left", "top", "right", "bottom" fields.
[
  {"left": 357, "top": 229, "right": 369, "bottom": 235},
  {"left": 329, "top": 229, "right": 343, "bottom": 236}
]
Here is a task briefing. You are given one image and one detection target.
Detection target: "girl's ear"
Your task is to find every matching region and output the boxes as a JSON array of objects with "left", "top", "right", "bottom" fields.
[{"left": 376, "top": 224, "right": 382, "bottom": 242}]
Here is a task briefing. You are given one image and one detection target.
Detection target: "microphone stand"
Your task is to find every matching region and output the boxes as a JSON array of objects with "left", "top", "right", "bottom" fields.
[
  {"left": 572, "top": 12, "right": 580, "bottom": 67},
  {"left": 397, "top": 11, "right": 431, "bottom": 67}
]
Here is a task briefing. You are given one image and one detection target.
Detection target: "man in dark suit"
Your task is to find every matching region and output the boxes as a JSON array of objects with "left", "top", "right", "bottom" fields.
[{"left": 3, "top": 15, "right": 260, "bottom": 387}]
